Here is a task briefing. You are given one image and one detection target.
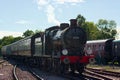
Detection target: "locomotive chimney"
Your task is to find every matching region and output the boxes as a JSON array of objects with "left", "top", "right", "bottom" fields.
[
  {"left": 70, "top": 19, "right": 77, "bottom": 27},
  {"left": 60, "top": 23, "right": 69, "bottom": 30}
]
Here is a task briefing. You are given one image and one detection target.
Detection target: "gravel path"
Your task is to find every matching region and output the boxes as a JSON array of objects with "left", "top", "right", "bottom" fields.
[{"left": 0, "top": 62, "right": 14, "bottom": 80}]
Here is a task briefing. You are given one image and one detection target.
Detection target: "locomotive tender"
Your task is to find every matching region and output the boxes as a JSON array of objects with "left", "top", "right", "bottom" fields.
[{"left": 1, "top": 19, "right": 94, "bottom": 74}]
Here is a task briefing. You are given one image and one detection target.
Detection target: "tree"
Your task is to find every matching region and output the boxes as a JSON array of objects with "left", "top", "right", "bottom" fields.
[
  {"left": 96, "top": 19, "right": 117, "bottom": 39},
  {"left": 35, "top": 30, "right": 43, "bottom": 34},
  {"left": 0, "top": 39, "right": 2, "bottom": 45},
  {"left": 0, "top": 39, "right": 2, "bottom": 56},
  {"left": 76, "top": 14, "right": 100, "bottom": 40},
  {"left": 76, "top": 14, "right": 86, "bottom": 27},
  {"left": 22, "top": 29, "right": 34, "bottom": 37},
  {"left": 13, "top": 36, "right": 23, "bottom": 42},
  {"left": 1, "top": 36, "right": 14, "bottom": 46},
  {"left": 82, "top": 22, "right": 99, "bottom": 40}
]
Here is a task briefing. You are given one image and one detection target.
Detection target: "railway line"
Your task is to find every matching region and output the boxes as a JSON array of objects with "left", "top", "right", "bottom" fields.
[
  {"left": 0, "top": 59, "right": 5, "bottom": 64},
  {"left": 83, "top": 67, "right": 120, "bottom": 80},
  {"left": 30, "top": 67, "right": 70, "bottom": 80},
  {"left": 1, "top": 59, "right": 120, "bottom": 80},
  {"left": 86, "top": 67, "right": 120, "bottom": 77},
  {"left": 27, "top": 66, "right": 44, "bottom": 80},
  {"left": 13, "top": 64, "right": 40, "bottom": 80},
  {"left": 13, "top": 65, "right": 19, "bottom": 80}
]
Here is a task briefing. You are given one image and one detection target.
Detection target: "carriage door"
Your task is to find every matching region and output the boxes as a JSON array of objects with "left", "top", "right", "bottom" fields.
[
  {"left": 35, "top": 37, "right": 42, "bottom": 56},
  {"left": 31, "top": 33, "right": 43, "bottom": 56}
]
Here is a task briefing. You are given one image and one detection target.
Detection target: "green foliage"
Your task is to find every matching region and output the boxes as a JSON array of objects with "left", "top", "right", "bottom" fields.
[
  {"left": 82, "top": 22, "right": 99, "bottom": 40},
  {"left": 0, "top": 45, "right": 2, "bottom": 56},
  {"left": 76, "top": 14, "right": 99, "bottom": 40},
  {"left": 13, "top": 36, "right": 23, "bottom": 42},
  {"left": 1, "top": 36, "right": 14, "bottom": 46},
  {"left": 0, "top": 39, "right": 2, "bottom": 45},
  {"left": 22, "top": 29, "right": 34, "bottom": 37},
  {"left": 96, "top": 19, "right": 117, "bottom": 39},
  {"left": 76, "top": 14, "right": 117, "bottom": 40},
  {"left": 76, "top": 14, "right": 86, "bottom": 27},
  {"left": 0, "top": 36, "right": 14, "bottom": 55},
  {"left": 35, "top": 30, "right": 43, "bottom": 34}
]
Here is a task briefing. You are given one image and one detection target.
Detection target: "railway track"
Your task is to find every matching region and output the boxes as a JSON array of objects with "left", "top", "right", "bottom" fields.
[
  {"left": 59, "top": 70, "right": 111, "bottom": 80},
  {"left": 50, "top": 69, "right": 98, "bottom": 80},
  {"left": 13, "top": 65, "right": 19, "bottom": 80},
  {"left": 0, "top": 60, "right": 5, "bottom": 64},
  {"left": 58, "top": 72, "right": 83, "bottom": 80},
  {"left": 12, "top": 62, "right": 92, "bottom": 80},
  {"left": 83, "top": 67, "right": 120, "bottom": 80},
  {"left": 27, "top": 66, "right": 44, "bottom": 80},
  {"left": 29, "top": 67, "right": 71, "bottom": 80},
  {"left": 13, "top": 64, "right": 40, "bottom": 80},
  {"left": 2, "top": 59, "right": 120, "bottom": 80},
  {"left": 86, "top": 67, "right": 120, "bottom": 77}
]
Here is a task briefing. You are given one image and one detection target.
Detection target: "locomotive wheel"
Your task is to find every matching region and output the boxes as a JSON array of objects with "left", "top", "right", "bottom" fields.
[
  {"left": 60, "top": 63, "right": 69, "bottom": 74},
  {"left": 77, "top": 64, "right": 84, "bottom": 74},
  {"left": 55, "top": 59, "right": 62, "bottom": 73},
  {"left": 70, "top": 64, "right": 75, "bottom": 73},
  {"left": 60, "top": 63, "right": 64, "bottom": 73}
]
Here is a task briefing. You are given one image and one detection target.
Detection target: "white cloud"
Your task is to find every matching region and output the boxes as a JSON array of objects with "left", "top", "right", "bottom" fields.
[
  {"left": 36, "top": 0, "right": 85, "bottom": 25},
  {"left": 0, "top": 31, "right": 22, "bottom": 39},
  {"left": 16, "top": 20, "right": 29, "bottom": 24},
  {"left": 56, "top": 0, "right": 85, "bottom": 4},
  {"left": 36, "top": 0, "right": 85, "bottom": 5},
  {"left": 37, "top": 0, "right": 48, "bottom": 6},
  {"left": 36, "top": 0, "right": 60, "bottom": 25},
  {"left": 46, "top": 5, "right": 60, "bottom": 25}
]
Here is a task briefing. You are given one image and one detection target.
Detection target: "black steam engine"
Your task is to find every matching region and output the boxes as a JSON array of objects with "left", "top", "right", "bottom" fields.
[{"left": 1, "top": 19, "right": 94, "bottom": 74}]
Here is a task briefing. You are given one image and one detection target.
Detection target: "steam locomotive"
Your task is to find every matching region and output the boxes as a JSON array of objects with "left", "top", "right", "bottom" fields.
[{"left": 1, "top": 19, "right": 94, "bottom": 74}]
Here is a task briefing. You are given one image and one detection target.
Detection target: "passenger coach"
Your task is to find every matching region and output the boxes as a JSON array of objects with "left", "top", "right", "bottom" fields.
[{"left": 85, "top": 39, "right": 114, "bottom": 64}]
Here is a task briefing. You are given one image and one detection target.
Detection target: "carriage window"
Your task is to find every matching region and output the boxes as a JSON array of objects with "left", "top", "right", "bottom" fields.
[
  {"left": 98, "top": 45, "right": 101, "bottom": 50},
  {"left": 35, "top": 37, "right": 41, "bottom": 43},
  {"left": 94, "top": 45, "right": 96, "bottom": 48},
  {"left": 35, "top": 37, "right": 42, "bottom": 56},
  {"left": 87, "top": 46, "right": 90, "bottom": 50},
  {"left": 88, "top": 47, "right": 91, "bottom": 50},
  {"left": 89, "top": 45, "right": 91, "bottom": 48},
  {"left": 115, "top": 44, "right": 117, "bottom": 52},
  {"left": 102, "top": 45, "right": 104, "bottom": 50},
  {"left": 115, "top": 45, "right": 117, "bottom": 49}
]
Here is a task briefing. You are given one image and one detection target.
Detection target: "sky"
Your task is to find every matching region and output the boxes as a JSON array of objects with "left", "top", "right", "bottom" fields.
[{"left": 0, "top": 0, "right": 120, "bottom": 39}]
